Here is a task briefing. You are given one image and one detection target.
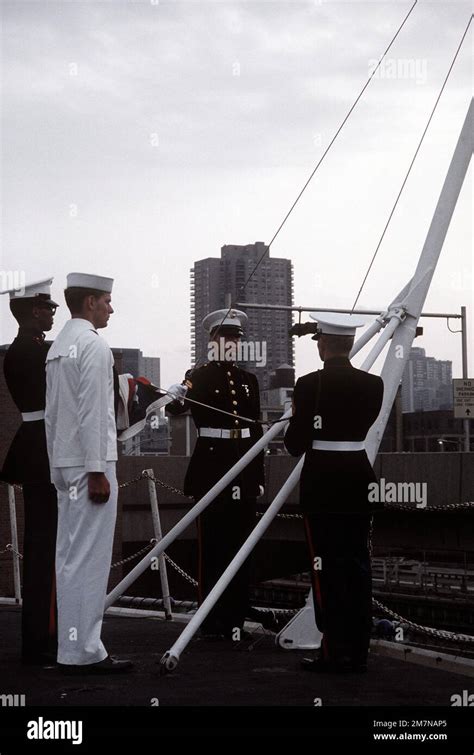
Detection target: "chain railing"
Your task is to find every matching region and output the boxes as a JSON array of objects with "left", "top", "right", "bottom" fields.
[
  {"left": 2, "top": 471, "right": 474, "bottom": 646},
  {"left": 149, "top": 471, "right": 474, "bottom": 515},
  {"left": 118, "top": 469, "right": 156, "bottom": 489},
  {"left": 163, "top": 553, "right": 198, "bottom": 587},
  {"left": 372, "top": 597, "right": 474, "bottom": 644},
  {"left": 110, "top": 539, "right": 157, "bottom": 570},
  {"left": 0, "top": 543, "right": 23, "bottom": 560}
]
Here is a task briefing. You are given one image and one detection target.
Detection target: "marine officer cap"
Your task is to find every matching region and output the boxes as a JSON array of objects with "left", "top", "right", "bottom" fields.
[
  {"left": 309, "top": 311, "right": 366, "bottom": 339},
  {"left": 66, "top": 272, "right": 114, "bottom": 293},
  {"left": 0, "top": 276, "right": 59, "bottom": 307},
  {"left": 202, "top": 308, "right": 248, "bottom": 336}
]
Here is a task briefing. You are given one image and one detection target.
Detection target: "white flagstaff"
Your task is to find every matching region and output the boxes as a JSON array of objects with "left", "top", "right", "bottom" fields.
[
  {"left": 159, "top": 458, "right": 305, "bottom": 672},
  {"left": 145, "top": 469, "right": 173, "bottom": 620},
  {"left": 360, "top": 312, "right": 404, "bottom": 372},
  {"left": 105, "top": 407, "right": 292, "bottom": 609},
  {"left": 7, "top": 485, "right": 21, "bottom": 603}
]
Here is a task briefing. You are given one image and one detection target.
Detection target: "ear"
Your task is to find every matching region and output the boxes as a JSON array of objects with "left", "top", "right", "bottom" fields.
[{"left": 85, "top": 294, "right": 96, "bottom": 311}]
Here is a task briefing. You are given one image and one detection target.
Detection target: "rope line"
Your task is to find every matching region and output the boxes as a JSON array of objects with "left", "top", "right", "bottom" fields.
[
  {"left": 350, "top": 13, "right": 473, "bottom": 313},
  {"left": 202, "top": 0, "right": 419, "bottom": 352}
]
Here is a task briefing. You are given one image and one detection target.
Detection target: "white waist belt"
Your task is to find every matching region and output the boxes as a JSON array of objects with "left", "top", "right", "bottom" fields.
[
  {"left": 312, "top": 440, "right": 365, "bottom": 452},
  {"left": 22, "top": 410, "right": 45, "bottom": 422},
  {"left": 198, "top": 427, "right": 251, "bottom": 439}
]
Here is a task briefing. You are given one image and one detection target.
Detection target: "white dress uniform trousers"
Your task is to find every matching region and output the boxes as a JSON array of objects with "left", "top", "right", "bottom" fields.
[{"left": 52, "top": 462, "right": 117, "bottom": 664}]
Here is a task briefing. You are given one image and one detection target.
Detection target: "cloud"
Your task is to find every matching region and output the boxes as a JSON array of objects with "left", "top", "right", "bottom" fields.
[{"left": 1, "top": 0, "right": 472, "bottom": 383}]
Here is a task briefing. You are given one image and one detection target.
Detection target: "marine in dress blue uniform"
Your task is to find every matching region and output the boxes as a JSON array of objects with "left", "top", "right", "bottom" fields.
[
  {"left": 284, "top": 312, "right": 384, "bottom": 672},
  {"left": 168, "top": 310, "right": 265, "bottom": 638},
  {"left": 0, "top": 278, "right": 59, "bottom": 664}
]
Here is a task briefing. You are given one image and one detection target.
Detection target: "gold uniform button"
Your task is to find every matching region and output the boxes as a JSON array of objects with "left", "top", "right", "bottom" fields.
[
  {"left": 215, "top": 389, "right": 219, "bottom": 394},
  {"left": 234, "top": 420, "right": 239, "bottom": 425},
  {"left": 233, "top": 410, "right": 238, "bottom": 414},
  {"left": 231, "top": 390, "right": 236, "bottom": 395},
  {"left": 229, "top": 380, "right": 234, "bottom": 385},
  {"left": 232, "top": 401, "right": 237, "bottom": 406},
  {"left": 227, "top": 371, "right": 231, "bottom": 376}
]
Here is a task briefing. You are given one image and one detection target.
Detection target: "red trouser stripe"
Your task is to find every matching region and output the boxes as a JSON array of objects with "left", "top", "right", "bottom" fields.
[{"left": 304, "top": 515, "right": 329, "bottom": 661}]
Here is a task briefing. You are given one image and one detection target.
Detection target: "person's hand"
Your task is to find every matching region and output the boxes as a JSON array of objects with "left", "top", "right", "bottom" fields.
[
  {"left": 88, "top": 472, "right": 110, "bottom": 504},
  {"left": 167, "top": 383, "right": 188, "bottom": 405}
]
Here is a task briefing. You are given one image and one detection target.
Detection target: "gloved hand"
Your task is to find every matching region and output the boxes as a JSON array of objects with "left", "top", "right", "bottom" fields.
[{"left": 167, "top": 383, "right": 188, "bottom": 405}]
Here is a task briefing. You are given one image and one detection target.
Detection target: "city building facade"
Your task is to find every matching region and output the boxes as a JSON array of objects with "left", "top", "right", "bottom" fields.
[
  {"left": 190, "top": 242, "right": 294, "bottom": 391},
  {"left": 401, "top": 347, "right": 453, "bottom": 413}
]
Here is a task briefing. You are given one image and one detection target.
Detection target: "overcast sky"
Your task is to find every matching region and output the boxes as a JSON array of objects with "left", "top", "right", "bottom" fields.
[{"left": 1, "top": 0, "right": 472, "bottom": 388}]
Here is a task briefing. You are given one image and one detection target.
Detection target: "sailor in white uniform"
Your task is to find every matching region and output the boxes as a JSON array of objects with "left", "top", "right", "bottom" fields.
[{"left": 45, "top": 272, "right": 133, "bottom": 674}]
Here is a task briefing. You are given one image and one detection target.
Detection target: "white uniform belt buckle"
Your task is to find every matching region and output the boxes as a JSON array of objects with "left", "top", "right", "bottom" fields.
[
  {"left": 228, "top": 428, "right": 251, "bottom": 439},
  {"left": 198, "top": 427, "right": 250, "bottom": 440},
  {"left": 22, "top": 410, "right": 45, "bottom": 422},
  {"left": 312, "top": 439, "right": 365, "bottom": 452}
]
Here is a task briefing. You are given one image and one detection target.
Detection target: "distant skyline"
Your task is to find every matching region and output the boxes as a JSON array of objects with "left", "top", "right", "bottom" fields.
[{"left": 1, "top": 0, "right": 472, "bottom": 390}]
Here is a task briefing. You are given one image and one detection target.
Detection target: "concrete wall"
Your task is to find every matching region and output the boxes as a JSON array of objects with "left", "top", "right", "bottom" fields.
[
  {"left": 117, "top": 452, "right": 474, "bottom": 558},
  {"left": 117, "top": 452, "right": 474, "bottom": 600}
]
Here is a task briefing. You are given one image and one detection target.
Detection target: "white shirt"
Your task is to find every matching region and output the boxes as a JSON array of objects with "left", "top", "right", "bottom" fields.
[{"left": 45, "top": 318, "right": 117, "bottom": 472}]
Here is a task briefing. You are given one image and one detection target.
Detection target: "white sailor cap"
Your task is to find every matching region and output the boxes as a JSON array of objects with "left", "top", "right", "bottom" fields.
[
  {"left": 202, "top": 308, "right": 248, "bottom": 336},
  {"left": 66, "top": 272, "right": 114, "bottom": 293},
  {"left": 0, "top": 276, "right": 59, "bottom": 307},
  {"left": 309, "top": 311, "right": 366, "bottom": 337}
]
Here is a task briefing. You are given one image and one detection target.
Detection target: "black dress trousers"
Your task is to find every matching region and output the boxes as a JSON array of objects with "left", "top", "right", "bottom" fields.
[
  {"left": 304, "top": 512, "right": 372, "bottom": 665},
  {"left": 21, "top": 482, "right": 58, "bottom": 661},
  {"left": 197, "top": 492, "right": 256, "bottom": 637}
]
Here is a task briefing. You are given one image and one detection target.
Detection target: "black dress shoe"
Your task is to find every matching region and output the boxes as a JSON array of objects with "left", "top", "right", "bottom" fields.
[
  {"left": 58, "top": 655, "right": 134, "bottom": 675},
  {"left": 198, "top": 632, "right": 226, "bottom": 641},
  {"left": 301, "top": 657, "right": 337, "bottom": 673},
  {"left": 349, "top": 662, "right": 368, "bottom": 673},
  {"left": 248, "top": 608, "right": 283, "bottom": 633},
  {"left": 301, "top": 657, "right": 365, "bottom": 674}
]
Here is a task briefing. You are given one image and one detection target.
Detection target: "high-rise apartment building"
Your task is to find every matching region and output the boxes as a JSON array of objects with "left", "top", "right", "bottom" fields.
[
  {"left": 401, "top": 347, "right": 453, "bottom": 413},
  {"left": 118, "top": 348, "right": 161, "bottom": 388},
  {"left": 190, "top": 242, "right": 294, "bottom": 390},
  {"left": 113, "top": 348, "right": 163, "bottom": 455}
]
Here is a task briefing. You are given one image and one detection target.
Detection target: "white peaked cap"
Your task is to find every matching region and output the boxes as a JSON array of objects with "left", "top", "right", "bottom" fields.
[
  {"left": 309, "top": 311, "right": 366, "bottom": 336},
  {"left": 202, "top": 308, "right": 248, "bottom": 334},
  {"left": 0, "top": 276, "right": 59, "bottom": 306},
  {"left": 66, "top": 272, "right": 114, "bottom": 293}
]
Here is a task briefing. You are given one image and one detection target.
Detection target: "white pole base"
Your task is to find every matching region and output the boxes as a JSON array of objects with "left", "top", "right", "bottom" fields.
[{"left": 276, "top": 591, "right": 322, "bottom": 650}]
